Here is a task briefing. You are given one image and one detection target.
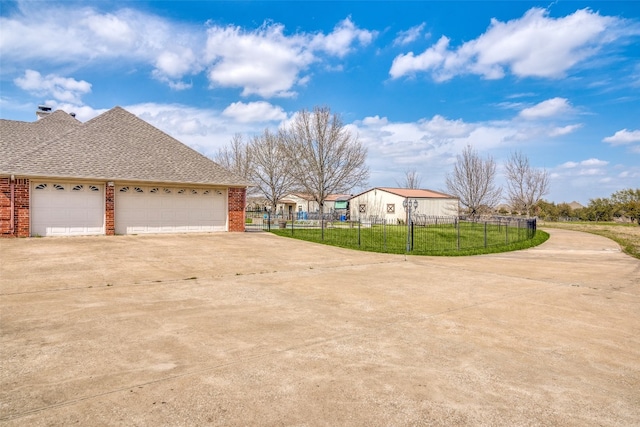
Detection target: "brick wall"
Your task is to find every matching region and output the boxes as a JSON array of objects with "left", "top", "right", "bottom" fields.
[
  {"left": 1, "top": 180, "right": 248, "bottom": 237},
  {"left": 228, "top": 187, "right": 246, "bottom": 232},
  {"left": 105, "top": 183, "right": 115, "bottom": 235},
  {"left": 0, "top": 177, "right": 30, "bottom": 237}
]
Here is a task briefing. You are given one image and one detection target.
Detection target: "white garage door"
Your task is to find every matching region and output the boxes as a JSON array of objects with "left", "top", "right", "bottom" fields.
[
  {"left": 115, "top": 185, "right": 227, "bottom": 234},
  {"left": 31, "top": 182, "right": 105, "bottom": 236}
]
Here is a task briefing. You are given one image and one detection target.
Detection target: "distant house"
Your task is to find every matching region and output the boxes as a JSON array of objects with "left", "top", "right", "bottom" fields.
[
  {"left": 349, "top": 187, "right": 458, "bottom": 223},
  {"left": 1, "top": 106, "right": 250, "bottom": 237},
  {"left": 568, "top": 201, "right": 584, "bottom": 211},
  {"left": 276, "top": 193, "right": 352, "bottom": 219}
]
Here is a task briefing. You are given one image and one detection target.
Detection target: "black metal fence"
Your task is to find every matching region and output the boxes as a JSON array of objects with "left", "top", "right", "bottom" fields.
[{"left": 245, "top": 210, "right": 537, "bottom": 254}]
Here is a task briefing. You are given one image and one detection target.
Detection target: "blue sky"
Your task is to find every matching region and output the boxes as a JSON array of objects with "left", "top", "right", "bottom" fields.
[{"left": 1, "top": 1, "right": 639, "bottom": 205}]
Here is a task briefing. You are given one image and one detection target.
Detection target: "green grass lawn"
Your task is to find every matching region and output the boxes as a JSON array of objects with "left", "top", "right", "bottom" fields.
[{"left": 271, "top": 221, "right": 549, "bottom": 256}]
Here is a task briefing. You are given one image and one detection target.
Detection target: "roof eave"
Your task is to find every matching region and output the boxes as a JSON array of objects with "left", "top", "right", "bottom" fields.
[{"left": 0, "top": 171, "right": 251, "bottom": 187}]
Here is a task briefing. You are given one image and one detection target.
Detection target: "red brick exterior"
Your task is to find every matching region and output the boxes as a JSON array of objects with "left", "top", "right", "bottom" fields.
[
  {"left": 228, "top": 187, "right": 246, "bottom": 232},
  {"left": 0, "top": 178, "right": 246, "bottom": 237},
  {"left": 105, "top": 183, "right": 115, "bottom": 235},
  {"left": 0, "top": 177, "right": 30, "bottom": 237}
]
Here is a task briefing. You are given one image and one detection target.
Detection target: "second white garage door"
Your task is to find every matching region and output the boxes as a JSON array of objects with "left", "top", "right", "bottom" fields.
[{"left": 115, "top": 185, "right": 227, "bottom": 234}]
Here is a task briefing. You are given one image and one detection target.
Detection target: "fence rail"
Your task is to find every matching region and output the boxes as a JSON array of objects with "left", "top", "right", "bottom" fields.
[{"left": 245, "top": 211, "right": 537, "bottom": 254}]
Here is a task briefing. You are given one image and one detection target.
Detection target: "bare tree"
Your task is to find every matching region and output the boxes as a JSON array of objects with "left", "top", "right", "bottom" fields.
[
  {"left": 249, "top": 128, "right": 296, "bottom": 212},
  {"left": 445, "top": 145, "right": 501, "bottom": 218},
  {"left": 281, "top": 106, "right": 369, "bottom": 217},
  {"left": 214, "top": 133, "right": 252, "bottom": 181},
  {"left": 505, "top": 151, "right": 550, "bottom": 217},
  {"left": 395, "top": 168, "right": 422, "bottom": 189}
]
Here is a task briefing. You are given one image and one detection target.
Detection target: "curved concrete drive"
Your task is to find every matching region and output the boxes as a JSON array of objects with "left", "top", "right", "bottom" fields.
[{"left": 1, "top": 228, "right": 638, "bottom": 426}]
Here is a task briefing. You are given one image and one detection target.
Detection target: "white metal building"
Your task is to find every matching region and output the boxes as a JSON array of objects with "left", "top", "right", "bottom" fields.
[{"left": 349, "top": 187, "right": 459, "bottom": 223}]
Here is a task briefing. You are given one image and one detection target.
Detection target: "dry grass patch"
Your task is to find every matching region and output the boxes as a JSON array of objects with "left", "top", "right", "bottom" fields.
[{"left": 541, "top": 221, "right": 640, "bottom": 259}]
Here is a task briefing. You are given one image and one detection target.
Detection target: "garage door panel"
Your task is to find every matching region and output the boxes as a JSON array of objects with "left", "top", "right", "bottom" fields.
[
  {"left": 115, "top": 186, "right": 227, "bottom": 234},
  {"left": 31, "top": 182, "right": 105, "bottom": 236}
]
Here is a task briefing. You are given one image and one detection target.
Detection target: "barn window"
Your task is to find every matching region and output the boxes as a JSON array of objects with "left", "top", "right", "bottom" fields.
[
  {"left": 53, "top": 184, "right": 65, "bottom": 191},
  {"left": 119, "top": 187, "right": 129, "bottom": 193},
  {"left": 89, "top": 185, "right": 100, "bottom": 192},
  {"left": 35, "top": 183, "right": 47, "bottom": 190},
  {"left": 386, "top": 204, "right": 395, "bottom": 213},
  {"left": 72, "top": 185, "right": 84, "bottom": 191},
  {"left": 359, "top": 204, "right": 366, "bottom": 213}
]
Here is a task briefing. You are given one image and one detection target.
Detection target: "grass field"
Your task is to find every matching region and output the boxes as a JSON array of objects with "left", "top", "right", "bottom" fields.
[
  {"left": 540, "top": 221, "right": 640, "bottom": 260},
  {"left": 271, "top": 220, "right": 549, "bottom": 256}
]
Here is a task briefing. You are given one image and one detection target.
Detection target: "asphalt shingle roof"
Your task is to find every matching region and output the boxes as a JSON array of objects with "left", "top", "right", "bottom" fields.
[
  {"left": 1, "top": 107, "right": 250, "bottom": 186},
  {"left": 0, "top": 111, "right": 81, "bottom": 169}
]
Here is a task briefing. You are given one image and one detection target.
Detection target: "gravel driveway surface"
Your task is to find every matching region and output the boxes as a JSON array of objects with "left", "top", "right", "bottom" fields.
[{"left": 1, "top": 228, "right": 639, "bottom": 426}]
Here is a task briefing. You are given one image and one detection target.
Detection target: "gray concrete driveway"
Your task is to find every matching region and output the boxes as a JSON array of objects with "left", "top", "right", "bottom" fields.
[{"left": 1, "top": 229, "right": 639, "bottom": 426}]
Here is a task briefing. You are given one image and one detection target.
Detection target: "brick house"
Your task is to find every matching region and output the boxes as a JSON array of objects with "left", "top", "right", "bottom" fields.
[{"left": 1, "top": 106, "right": 250, "bottom": 237}]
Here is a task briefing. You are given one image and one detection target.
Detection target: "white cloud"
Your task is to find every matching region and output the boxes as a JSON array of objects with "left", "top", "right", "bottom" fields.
[
  {"left": 205, "top": 18, "right": 374, "bottom": 98},
  {"left": 618, "top": 170, "right": 640, "bottom": 178},
  {"left": 310, "top": 17, "right": 375, "bottom": 57},
  {"left": 581, "top": 158, "right": 609, "bottom": 167},
  {"left": 0, "top": 4, "right": 203, "bottom": 88},
  {"left": 222, "top": 101, "right": 287, "bottom": 123},
  {"left": 390, "top": 7, "right": 623, "bottom": 81},
  {"left": 560, "top": 158, "right": 608, "bottom": 168},
  {"left": 205, "top": 23, "right": 313, "bottom": 98},
  {"left": 578, "top": 168, "right": 606, "bottom": 176},
  {"left": 14, "top": 70, "right": 91, "bottom": 104},
  {"left": 390, "top": 36, "right": 453, "bottom": 80},
  {"left": 560, "top": 161, "right": 579, "bottom": 169},
  {"left": 1, "top": 3, "right": 373, "bottom": 97},
  {"left": 81, "top": 12, "right": 136, "bottom": 49},
  {"left": 548, "top": 124, "right": 582, "bottom": 136},
  {"left": 1, "top": 5, "right": 143, "bottom": 60},
  {"left": 352, "top": 113, "right": 523, "bottom": 187},
  {"left": 154, "top": 49, "right": 198, "bottom": 79},
  {"left": 602, "top": 129, "right": 640, "bottom": 145},
  {"left": 519, "top": 98, "right": 573, "bottom": 120},
  {"left": 393, "top": 23, "right": 426, "bottom": 46},
  {"left": 419, "top": 115, "right": 474, "bottom": 138}
]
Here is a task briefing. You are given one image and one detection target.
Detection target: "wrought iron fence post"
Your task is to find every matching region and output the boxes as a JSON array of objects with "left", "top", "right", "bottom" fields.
[
  {"left": 411, "top": 221, "right": 414, "bottom": 251},
  {"left": 505, "top": 219, "right": 508, "bottom": 244},
  {"left": 484, "top": 221, "right": 487, "bottom": 248},
  {"left": 532, "top": 218, "right": 537, "bottom": 238},
  {"left": 383, "top": 218, "right": 387, "bottom": 252}
]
